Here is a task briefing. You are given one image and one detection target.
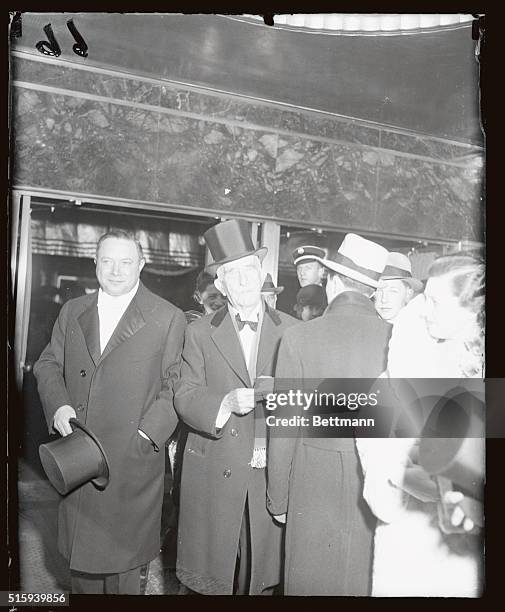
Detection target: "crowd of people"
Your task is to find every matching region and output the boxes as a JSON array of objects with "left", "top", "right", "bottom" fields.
[{"left": 33, "top": 220, "right": 484, "bottom": 596}]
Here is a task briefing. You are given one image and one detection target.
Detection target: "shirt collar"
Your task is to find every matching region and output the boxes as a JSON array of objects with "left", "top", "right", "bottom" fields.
[
  {"left": 228, "top": 300, "right": 263, "bottom": 323},
  {"left": 98, "top": 280, "right": 140, "bottom": 308}
]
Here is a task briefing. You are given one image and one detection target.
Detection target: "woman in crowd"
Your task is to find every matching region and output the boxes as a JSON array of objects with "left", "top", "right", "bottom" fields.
[{"left": 357, "top": 253, "right": 484, "bottom": 597}]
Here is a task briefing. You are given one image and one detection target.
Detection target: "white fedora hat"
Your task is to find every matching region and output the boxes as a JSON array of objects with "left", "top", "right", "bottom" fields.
[{"left": 321, "top": 233, "right": 388, "bottom": 288}]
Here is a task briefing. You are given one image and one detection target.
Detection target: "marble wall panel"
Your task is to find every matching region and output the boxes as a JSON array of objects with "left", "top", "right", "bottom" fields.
[
  {"left": 270, "top": 135, "right": 378, "bottom": 226},
  {"left": 12, "top": 89, "right": 160, "bottom": 201},
  {"left": 278, "top": 111, "right": 381, "bottom": 148},
  {"left": 156, "top": 116, "right": 277, "bottom": 215},
  {"left": 11, "top": 60, "right": 483, "bottom": 242},
  {"left": 379, "top": 129, "right": 483, "bottom": 161},
  {"left": 14, "top": 57, "right": 483, "bottom": 164},
  {"left": 159, "top": 86, "right": 285, "bottom": 131},
  {"left": 320, "top": 145, "right": 380, "bottom": 229},
  {"left": 376, "top": 155, "right": 483, "bottom": 240},
  {"left": 13, "top": 58, "right": 161, "bottom": 106}
]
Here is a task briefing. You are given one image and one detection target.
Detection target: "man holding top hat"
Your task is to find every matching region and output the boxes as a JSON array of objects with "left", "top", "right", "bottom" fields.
[
  {"left": 174, "top": 218, "right": 296, "bottom": 595},
  {"left": 267, "top": 233, "right": 391, "bottom": 596},
  {"left": 33, "top": 229, "right": 186, "bottom": 594}
]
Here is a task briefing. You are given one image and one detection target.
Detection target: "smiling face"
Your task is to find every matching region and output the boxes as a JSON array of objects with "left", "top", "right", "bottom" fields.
[
  {"left": 197, "top": 283, "right": 226, "bottom": 314},
  {"left": 95, "top": 237, "right": 145, "bottom": 297},
  {"left": 296, "top": 260, "right": 324, "bottom": 287},
  {"left": 215, "top": 255, "right": 263, "bottom": 311},
  {"left": 374, "top": 279, "right": 413, "bottom": 323},
  {"left": 423, "top": 276, "right": 478, "bottom": 341}
]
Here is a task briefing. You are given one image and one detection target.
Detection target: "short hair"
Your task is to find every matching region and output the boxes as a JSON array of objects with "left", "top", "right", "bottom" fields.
[
  {"left": 195, "top": 270, "right": 216, "bottom": 294},
  {"left": 427, "top": 253, "right": 485, "bottom": 374},
  {"left": 96, "top": 230, "right": 144, "bottom": 260},
  {"left": 328, "top": 269, "right": 375, "bottom": 298},
  {"left": 427, "top": 253, "right": 484, "bottom": 317}
]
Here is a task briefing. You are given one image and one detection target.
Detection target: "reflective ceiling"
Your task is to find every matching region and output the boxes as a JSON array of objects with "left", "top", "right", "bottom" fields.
[{"left": 12, "top": 13, "right": 483, "bottom": 144}]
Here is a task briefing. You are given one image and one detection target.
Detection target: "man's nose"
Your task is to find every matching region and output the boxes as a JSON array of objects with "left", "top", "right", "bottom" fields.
[{"left": 111, "top": 261, "right": 121, "bottom": 275}]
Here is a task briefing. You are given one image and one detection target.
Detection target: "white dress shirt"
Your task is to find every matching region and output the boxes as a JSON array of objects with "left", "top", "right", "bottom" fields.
[
  {"left": 97, "top": 281, "right": 139, "bottom": 354},
  {"left": 215, "top": 302, "right": 263, "bottom": 428}
]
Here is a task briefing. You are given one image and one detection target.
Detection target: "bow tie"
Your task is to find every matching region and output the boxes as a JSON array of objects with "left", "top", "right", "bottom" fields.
[{"left": 236, "top": 314, "right": 258, "bottom": 332}]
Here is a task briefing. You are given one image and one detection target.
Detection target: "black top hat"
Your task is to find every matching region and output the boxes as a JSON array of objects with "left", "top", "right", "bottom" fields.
[
  {"left": 39, "top": 418, "right": 110, "bottom": 496},
  {"left": 204, "top": 219, "right": 267, "bottom": 274},
  {"left": 261, "top": 273, "right": 284, "bottom": 294}
]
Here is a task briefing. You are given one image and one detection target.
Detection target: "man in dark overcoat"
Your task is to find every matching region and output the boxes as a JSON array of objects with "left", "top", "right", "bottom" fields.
[
  {"left": 33, "top": 230, "right": 186, "bottom": 594},
  {"left": 267, "top": 233, "right": 391, "bottom": 595},
  {"left": 175, "top": 219, "right": 296, "bottom": 595}
]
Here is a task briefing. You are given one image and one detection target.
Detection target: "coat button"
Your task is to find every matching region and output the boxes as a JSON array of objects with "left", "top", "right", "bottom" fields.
[
  {"left": 223, "top": 468, "right": 232, "bottom": 478},
  {"left": 80, "top": 369, "right": 87, "bottom": 377},
  {"left": 230, "top": 428, "right": 238, "bottom": 437},
  {"left": 76, "top": 403, "right": 84, "bottom": 412}
]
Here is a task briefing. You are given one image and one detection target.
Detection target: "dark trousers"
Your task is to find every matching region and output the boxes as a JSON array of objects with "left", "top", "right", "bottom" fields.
[{"left": 70, "top": 565, "right": 147, "bottom": 594}]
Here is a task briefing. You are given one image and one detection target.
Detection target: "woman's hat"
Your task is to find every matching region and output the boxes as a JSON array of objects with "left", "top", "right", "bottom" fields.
[
  {"left": 380, "top": 252, "right": 423, "bottom": 292},
  {"left": 261, "top": 273, "right": 284, "bottom": 294},
  {"left": 204, "top": 219, "right": 267, "bottom": 274},
  {"left": 294, "top": 284, "right": 327, "bottom": 311},
  {"left": 39, "top": 418, "right": 111, "bottom": 496},
  {"left": 321, "top": 233, "right": 388, "bottom": 288}
]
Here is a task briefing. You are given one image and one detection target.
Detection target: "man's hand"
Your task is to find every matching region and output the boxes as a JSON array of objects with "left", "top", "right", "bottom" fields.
[
  {"left": 222, "top": 388, "right": 256, "bottom": 416},
  {"left": 273, "top": 513, "right": 286, "bottom": 524},
  {"left": 53, "top": 405, "right": 77, "bottom": 436}
]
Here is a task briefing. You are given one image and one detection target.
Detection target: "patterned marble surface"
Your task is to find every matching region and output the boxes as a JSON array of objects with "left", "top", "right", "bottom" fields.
[
  {"left": 11, "top": 55, "right": 484, "bottom": 241},
  {"left": 13, "top": 56, "right": 481, "bottom": 159},
  {"left": 376, "top": 155, "right": 483, "bottom": 240}
]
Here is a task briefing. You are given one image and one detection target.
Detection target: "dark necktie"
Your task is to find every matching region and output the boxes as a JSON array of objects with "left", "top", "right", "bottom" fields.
[{"left": 235, "top": 314, "right": 258, "bottom": 332}]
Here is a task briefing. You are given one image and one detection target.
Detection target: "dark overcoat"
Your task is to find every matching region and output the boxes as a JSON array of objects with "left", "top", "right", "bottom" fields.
[
  {"left": 267, "top": 291, "right": 391, "bottom": 595},
  {"left": 33, "top": 282, "right": 186, "bottom": 574},
  {"left": 174, "top": 305, "right": 297, "bottom": 594}
]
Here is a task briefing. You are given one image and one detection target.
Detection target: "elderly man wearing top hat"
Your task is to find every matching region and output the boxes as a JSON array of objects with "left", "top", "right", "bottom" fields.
[
  {"left": 174, "top": 218, "right": 297, "bottom": 595},
  {"left": 33, "top": 229, "right": 186, "bottom": 594},
  {"left": 267, "top": 233, "right": 391, "bottom": 596},
  {"left": 292, "top": 244, "right": 326, "bottom": 287},
  {"left": 374, "top": 252, "right": 423, "bottom": 324}
]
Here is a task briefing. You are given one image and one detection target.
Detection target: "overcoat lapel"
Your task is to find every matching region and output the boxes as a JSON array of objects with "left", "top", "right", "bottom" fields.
[
  {"left": 211, "top": 310, "right": 251, "bottom": 387},
  {"left": 77, "top": 295, "right": 100, "bottom": 366},
  {"left": 256, "top": 306, "right": 282, "bottom": 378},
  {"left": 99, "top": 297, "right": 146, "bottom": 363}
]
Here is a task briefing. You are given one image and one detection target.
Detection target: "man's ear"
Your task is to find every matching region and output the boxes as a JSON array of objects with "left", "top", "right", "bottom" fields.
[
  {"left": 214, "top": 277, "right": 226, "bottom": 297},
  {"left": 139, "top": 258, "right": 146, "bottom": 273}
]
